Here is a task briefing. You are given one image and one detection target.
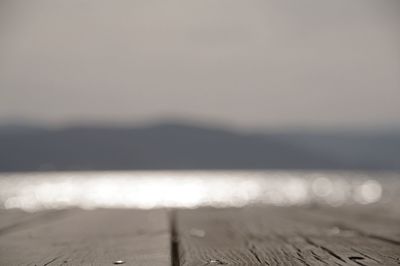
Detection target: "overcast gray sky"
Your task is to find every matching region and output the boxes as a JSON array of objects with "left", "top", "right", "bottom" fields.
[{"left": 0, "top": 0, "right": 399, "bottom": 130}]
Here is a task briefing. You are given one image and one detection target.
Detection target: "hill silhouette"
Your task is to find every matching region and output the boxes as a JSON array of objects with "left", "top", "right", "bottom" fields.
[{"left": 0, "top": 123, "right": 399, "bottom": 172}]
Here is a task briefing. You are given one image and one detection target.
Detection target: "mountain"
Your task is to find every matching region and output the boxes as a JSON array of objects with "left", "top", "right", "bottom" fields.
[{"left": 0, "top": 123, "right": 399, "bottom": 172}]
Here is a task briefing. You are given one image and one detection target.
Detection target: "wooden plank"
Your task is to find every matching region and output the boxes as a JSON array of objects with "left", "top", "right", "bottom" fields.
[
  {"left": 0, "top": 210, "right": 34, "bottom": 230},
  {"left": 292, "top": 205, "right": 400, "bottom": 245},
  {"left": 0, "top": 209, "right": 69, "bottom": 236},
  {"left": 0, "top": 209, "right": 171, "bottom": 266},
  {"left": 269, "top": 206, "right": 400, "bottom": 265},
  {"left": 175, "top": 207, "right": 400, "bottom": 265}
]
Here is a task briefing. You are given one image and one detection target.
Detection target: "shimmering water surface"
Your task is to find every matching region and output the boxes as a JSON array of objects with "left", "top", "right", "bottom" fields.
[{"left": 0, "top": 171, "right": 399, "bottom": 211}]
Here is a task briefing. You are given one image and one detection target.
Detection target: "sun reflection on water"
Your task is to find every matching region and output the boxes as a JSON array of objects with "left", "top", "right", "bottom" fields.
[{"left": 0, "top": 171, "right": 396, "bottom": 211}]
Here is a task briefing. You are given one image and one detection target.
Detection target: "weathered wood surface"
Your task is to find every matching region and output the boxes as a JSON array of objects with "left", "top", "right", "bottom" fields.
[
  {"left": 1, "top": 206, "right": 399, "bottom": 265},
  {"left": 0, "top": 209, "right": 171, "bottom": 266},
  {"left": 293, "top": 206, "right": 400, "bottom": 245},
  {"left": 0, "top": 209, "right": 68, "bottom": 237},
  {"left": 175, "top": 207, "right": 400, "bottom": 265}
]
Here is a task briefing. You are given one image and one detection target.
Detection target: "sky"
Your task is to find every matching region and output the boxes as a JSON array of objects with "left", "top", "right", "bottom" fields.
[{"left": 0, "top": 0, "right": 399, "bottom": 131}]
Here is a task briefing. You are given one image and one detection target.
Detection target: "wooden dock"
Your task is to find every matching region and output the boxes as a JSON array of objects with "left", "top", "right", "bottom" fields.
[{"left": 0, "top": 206, "right": 399, "bottom": 265}]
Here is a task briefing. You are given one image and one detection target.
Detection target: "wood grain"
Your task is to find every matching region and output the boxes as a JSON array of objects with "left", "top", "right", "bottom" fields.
[
  {"left": 294, "top": 205, "right": 400, "bottom": 245},
  {"left": 175, "top": 207, "right": 400, "bottom": 265},
  {"left": 1, "top": 206, "right": 400, "bottom": 265},
  {"left": 0, "top": 209, "right": 171, "bottom": 266}
]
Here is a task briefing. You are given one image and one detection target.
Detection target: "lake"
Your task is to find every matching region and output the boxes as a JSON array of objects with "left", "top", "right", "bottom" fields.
[{"left": 0, "top": 170, "right": 399, "bottom": 211}]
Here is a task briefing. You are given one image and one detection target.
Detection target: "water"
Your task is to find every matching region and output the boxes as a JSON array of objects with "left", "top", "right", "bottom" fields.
[{"left": 0, "top": 171, "right": 399, "bottom": 211}]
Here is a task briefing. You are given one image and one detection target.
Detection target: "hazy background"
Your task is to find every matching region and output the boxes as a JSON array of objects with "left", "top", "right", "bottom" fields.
[{"left": 0, "top": 0, "right": 400, "bottom": 171}]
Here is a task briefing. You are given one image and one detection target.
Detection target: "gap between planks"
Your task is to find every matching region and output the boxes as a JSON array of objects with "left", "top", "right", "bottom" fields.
[{"left": 1, "top": 207, "right": 400, "bottom": 266}]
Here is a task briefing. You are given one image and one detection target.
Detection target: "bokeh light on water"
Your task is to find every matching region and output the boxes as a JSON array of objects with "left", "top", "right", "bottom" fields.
[{"left": 0, "top": 171, "right": 397, "bottom": 211}]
